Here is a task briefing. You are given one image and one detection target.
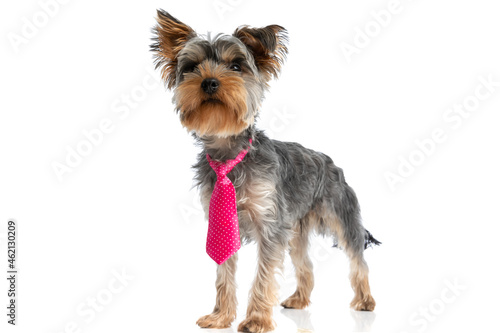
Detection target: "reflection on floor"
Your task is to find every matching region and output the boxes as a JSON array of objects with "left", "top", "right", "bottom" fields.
[
  {"left": 198, "top": 307, "right": 376, "bottom": 332},
  {"left": 280, "top": 307, "right": 376, "bottom": 332}
]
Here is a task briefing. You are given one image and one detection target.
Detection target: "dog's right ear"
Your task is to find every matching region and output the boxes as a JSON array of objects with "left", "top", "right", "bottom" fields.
[{"left": 150, "top": 10, "right": 196, "bottom": 89}]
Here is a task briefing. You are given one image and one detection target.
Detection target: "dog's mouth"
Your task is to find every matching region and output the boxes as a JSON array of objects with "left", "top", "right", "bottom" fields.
[{"left": 202, "top": 98, "right": 224, "bottom": 105}]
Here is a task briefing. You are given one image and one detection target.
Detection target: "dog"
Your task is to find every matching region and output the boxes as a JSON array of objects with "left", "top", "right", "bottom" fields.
[{"left": 151, "top": 10, "right": 380, "bottom": 333}]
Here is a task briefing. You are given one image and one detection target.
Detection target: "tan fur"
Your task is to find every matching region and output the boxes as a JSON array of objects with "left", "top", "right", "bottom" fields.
[
  {"left": 153, "top": 11, "right": 196, "bottom": 88},
  {"left": 237, "top": 179, "right": 283, "bottom": 332},
  {"left": 219, "top": 42, "right": 249, "bottom": 66},
  {"left": 196, "top": 254, "right": 238, "bottom": 328},
  {"left": 348, "top": 256, "right": 376, "bottom": 311},
  {"left": 176, "top": 60, "right": 252, "bottom": 137},
  {"left": 238, "top": 244, "right": 282, "bottom": 333},
  {"left": 233, "top": 25, "right": 288, "bottom": 82},
  {"left": 236, "top": 179, "right": 277, "bottom": 228},
  {"left": 281, "top": 223, "right": 314, "bottom": 309},
  {"left": 213, "top": 254, "right": 238, "bottom": 318},
  {"left": 286, "top": 206, "right": 376, "bottom": 312},
  {"left": 238, "top": 306, "right": 275, "bottom": 333}
]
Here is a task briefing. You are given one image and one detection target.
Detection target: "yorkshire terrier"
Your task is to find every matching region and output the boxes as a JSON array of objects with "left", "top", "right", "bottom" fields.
[{"left": 151, "top": 10, "right": 380, "bottom": 333}]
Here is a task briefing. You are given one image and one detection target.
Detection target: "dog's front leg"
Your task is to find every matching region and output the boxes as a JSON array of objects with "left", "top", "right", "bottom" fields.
[
  {"left": 238, "top": 237, "right": 284, "bottom": 333},
  {"left": 196, "top": 253, "right": 238, "bottom": 329}
]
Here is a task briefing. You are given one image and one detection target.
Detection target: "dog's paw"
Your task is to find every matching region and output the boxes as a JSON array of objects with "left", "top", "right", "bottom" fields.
[
  {"left": 196, "top": 312, "right": 234, "bottom": 329},
  {"left": 237, "top": 316, "right": 275, "bottom": 333},
  {"left": 350, "top": 294, "right": 376, "bottom": 311},
  {"left": 281, "top": 294, "right": 310, "bottom": 309}
]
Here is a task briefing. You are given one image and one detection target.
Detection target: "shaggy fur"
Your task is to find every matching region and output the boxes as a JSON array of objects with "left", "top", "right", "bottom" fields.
[{"left": 151, "top": 9, "right": 379, "bottom": 333}]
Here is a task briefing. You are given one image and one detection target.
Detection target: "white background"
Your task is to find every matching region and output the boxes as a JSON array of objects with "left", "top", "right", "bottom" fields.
[{"left": 1, "top": 0, "right": 499, "bottom": 332}]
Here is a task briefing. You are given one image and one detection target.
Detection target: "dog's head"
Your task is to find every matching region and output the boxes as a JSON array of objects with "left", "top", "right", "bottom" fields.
[{"left": 150, "top": 10, "right": 288, "bottom": 138}]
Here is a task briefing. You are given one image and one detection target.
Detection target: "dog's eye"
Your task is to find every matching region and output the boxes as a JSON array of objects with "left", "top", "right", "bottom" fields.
[
  {"left": 229, "top": 63, "right": 241, "bottom": 72},
  {"left": 183, "top": 63, "right": 197, "bottom": 73}
]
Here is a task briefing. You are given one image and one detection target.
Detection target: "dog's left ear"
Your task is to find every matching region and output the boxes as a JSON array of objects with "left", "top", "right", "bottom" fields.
[
  {"left": 233, "top": 25, "right": 288, "bottom": 81},
  {"left": 151, "top": 10, "right": 196, "bottom": 89}
]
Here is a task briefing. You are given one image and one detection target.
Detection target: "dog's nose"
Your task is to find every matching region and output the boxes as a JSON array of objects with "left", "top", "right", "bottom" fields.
[{"left": 201, "top": 78, "right": 220, "bottom": 95}]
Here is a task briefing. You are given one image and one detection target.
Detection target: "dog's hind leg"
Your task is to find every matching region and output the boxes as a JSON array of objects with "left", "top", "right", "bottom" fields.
[
  {"left": 281, "top": 219, "right": 314, "bottom": 309},
  {"left": 328, "top": 167, "right": 377, "bottom": 311},
  {"left": 346, "top": 248, "right": 376, "bottom": 311}
]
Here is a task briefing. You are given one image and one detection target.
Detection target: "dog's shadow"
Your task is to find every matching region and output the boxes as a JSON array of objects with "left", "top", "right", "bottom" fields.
[
  {"left": 280, "top": 308, "right": 377, "bottom": 332},
  {"left": 280, "top": 308, "right": 315, "bottom": 332},
  {"left": 350, "top": 309, "right": 377, "bottom": 332},
  {"left": 198, "top": 309, "right": 376, "bottom": 332},
  {"left": 201, "top": 328, "right": 235, "bottom": 333}
]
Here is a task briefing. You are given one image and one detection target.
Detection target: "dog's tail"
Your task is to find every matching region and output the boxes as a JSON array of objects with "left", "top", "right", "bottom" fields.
[
  {"left": 332, "top": 228, "right": 381, "bottom": 250},
  {"left": 364, "top": 229, "right": 381, "bottom": 249}
]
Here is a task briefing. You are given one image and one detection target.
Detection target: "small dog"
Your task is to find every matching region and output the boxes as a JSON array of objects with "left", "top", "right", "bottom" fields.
[{"left": 151, "top": 10, "right": 380, "bottom": 333}]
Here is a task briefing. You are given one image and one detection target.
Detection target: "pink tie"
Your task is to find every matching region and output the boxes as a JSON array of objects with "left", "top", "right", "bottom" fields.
[{"left": 206, "top": 140, "right": 252, "bottom": 265}]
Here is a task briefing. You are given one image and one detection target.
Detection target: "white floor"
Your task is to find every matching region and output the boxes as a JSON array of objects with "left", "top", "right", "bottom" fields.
[{"left": 143, "top": 239, "right": 488, "bottom": 333}]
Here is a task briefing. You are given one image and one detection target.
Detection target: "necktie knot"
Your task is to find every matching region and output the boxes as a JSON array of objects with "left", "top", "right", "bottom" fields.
[
  {"left": 209, "top": 161, "right": 231, "bottom": 178},
  {"left": 206, "top": 139, "right": 253, "bottom": 177}
]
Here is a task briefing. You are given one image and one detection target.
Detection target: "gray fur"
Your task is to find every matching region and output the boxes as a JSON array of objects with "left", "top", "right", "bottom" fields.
[{"left": 193, "top": 126, "right": 375, "bottom": 255}]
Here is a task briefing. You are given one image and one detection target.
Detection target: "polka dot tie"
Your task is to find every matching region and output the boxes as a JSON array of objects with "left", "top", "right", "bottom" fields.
[{"left": 206, "top": 139, "right": 252, "bottom": 265}]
